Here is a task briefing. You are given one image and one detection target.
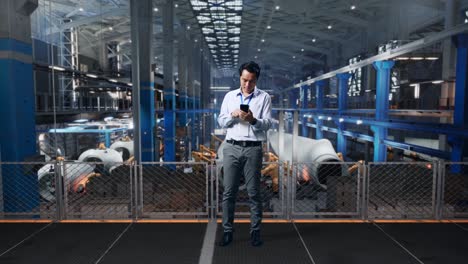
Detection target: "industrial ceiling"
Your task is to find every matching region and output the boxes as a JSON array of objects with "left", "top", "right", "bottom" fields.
[{"left": 33, "top": 0, "right": 465, "bottom": 89}]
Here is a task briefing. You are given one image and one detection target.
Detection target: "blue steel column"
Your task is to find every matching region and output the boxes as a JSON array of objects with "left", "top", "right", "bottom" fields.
[
  {"left": 314, "top": 80, "right": 325, "bottom": 139},
  {"left": 191, "top": 96, "right": 197, "bottom": 150},
  {"left": 186, "top": 36, "right": 194, "bottom": 157},
  {"left": 301, "top": 85, "right": 309, "bottom": 137},
  {"left": 337, "top": 73, "right": 350, "bottom": 157},
  {"left": 163, "top": 1, "right": 176, "bottom": 162},
  {"left": 0, "top": 0, "right": 38, "bottom": 212},
  {"left": 452, "top": 34, "right": 468, "bottom": 162},
  {"left": 372, "top": 61, "right": 395, "bottom": 162},
  {"left": 177, "top": 26, "right": 187, "bottom": 127},
  {"left": 288, "top": 89, "right": 296, "bottom": 108},
  {"left": 130, "top": 0, "right": 154, "bottom": 162},
  {"left": 191, "top": 42, "right": 201, "bottom": 151}
]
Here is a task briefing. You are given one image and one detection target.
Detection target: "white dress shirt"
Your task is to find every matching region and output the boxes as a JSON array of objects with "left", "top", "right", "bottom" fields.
[{"left": 218, "top": 87, "right": 272, "bottom": 141}]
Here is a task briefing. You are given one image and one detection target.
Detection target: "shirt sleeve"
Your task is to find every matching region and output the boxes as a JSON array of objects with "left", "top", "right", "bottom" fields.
[
  {"left": 251, "top": 94, "right": 272, "bottom": 131},
  {"left": 217, "top": 93, "right": 239, "bottom": 128}
]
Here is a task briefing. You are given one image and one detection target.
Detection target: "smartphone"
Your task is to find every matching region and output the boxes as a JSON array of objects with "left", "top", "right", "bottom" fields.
[{"left": 240, "top": 104, "right": 249, "bottom": 112}]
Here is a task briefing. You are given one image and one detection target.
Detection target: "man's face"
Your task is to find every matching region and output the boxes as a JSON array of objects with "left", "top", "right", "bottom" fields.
[{"left": 240, "top": 69, "right": 257, "bottom": 94}]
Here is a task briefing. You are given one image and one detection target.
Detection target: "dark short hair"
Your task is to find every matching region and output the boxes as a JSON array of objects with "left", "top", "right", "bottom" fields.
[{"left": 238, "top": 61, "right": 261, "bottom": 79}]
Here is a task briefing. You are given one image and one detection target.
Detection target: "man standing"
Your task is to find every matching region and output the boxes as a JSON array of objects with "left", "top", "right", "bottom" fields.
[{"left": 217, "top": 61, "right": 272, "bottom": 247}]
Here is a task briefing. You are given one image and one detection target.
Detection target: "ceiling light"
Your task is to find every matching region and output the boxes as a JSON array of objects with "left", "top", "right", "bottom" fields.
[
  {"left": 339, "top": 118, "right": 344, "bottom": 123},
  {"left": 109, "top": 79, "right": 118, "bottom": 83},
  {"left": 312, "top": 38, "right": 316, "bottom": 42},
  {"left": 175, "top": 4, "right": 178, "bottom": 8},
  {"left": 301, "top": 48, "right": 304, "bottom": 52},
  {"left": 127, "top": 83, "right": 133, "bottom": 86},
  {"left": 356, "top": 120, "right": 363, "bottom": 125},
  {"left": 257, "top": 48, "right": 261, "bottom": 52},
  {"left": 49, "top": 66, "right": 65, "bottom": 71},
  {"left": 350, "top": 5, "right": 356, "bottom": 10},
  {"left": 327, "top": 117, "right": 332, "bottom": 121},
  {"left": 425, "top": 57, "right": 439, "bottom": 60},
  {"left": 108, "top": 27, "right": 113, "bottom": 31},
  {"left": 195, "top": 39, "right": 198, "bottom": 42},
  {"left": 267, "top": 25, "right": 271, "bottom": 29},
  {"left": 275, "top": 6, "right": 280, "bottom": 10},
  {"left": 153, "top": 7, "right": 158, "bottom": 12},
  {"left": 432, "top": 80, "right": 444, "bottom": 84},
  {"left": 411, "top": 57, "right": 424, "bottom": 60},
  {"left": 254, "top": 56, "right": 257, "bottom": 59},
  {"left": 292, "top": 56, "right": 296, "bottom": 59},
  {"left": 86, "top": 73, "right": 98, "bottom": 78},
  {"left": 79, "top": 7, "right": 84, "bottom": 12},
  {"left": 327, "top": 25, "right": 332, "bottom": 30},
  {"left": 395, "top": 57, "right": 409, "bottom": 60},
  {"left": 261, "top": 39, "right": 265, "bottom": 42}
]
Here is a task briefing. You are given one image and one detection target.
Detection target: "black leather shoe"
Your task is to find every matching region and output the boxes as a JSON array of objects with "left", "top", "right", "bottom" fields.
[
  {"left": 218, "top": 231, "right": 233, "bottom": 247},
  {"left": 250, "top": 230, "right": 263, "bottom": 247}
]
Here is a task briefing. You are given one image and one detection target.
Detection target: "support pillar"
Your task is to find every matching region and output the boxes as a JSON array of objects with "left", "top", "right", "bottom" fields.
[
  {"left": 372, "top": 61, "right": 394, "bottom": 162},
  {"left": 130, "top": 0, "right": 154, "bottom": 162},
  {"left": 451, "top": 34, "right": 468, "bottom": 162},
  {"left": 177, "top": 26, "right": 188, "bottom": 127},
  {"left": 0, "top": 0, "right": 38, "bottom": 212},
  {"left": 163, "top": 1, "right": 176, "bottom": 162},
  {"left": 288, "top": 89, "right": 296, "bottom": 109},
  {"left": 337, "top": 73, "right": 350, "bottom": 158},
  {"left": 301, "top": 85, "right": 308, "bottom": 137},
  {"left": 314, "top": 80, "right": 325, "bottom": 139},
  {"left": 186, "top": 36, "right": 194, "bottom": 158},
  {"left": 440, "top": 0, "right": 458, "bottom": 151}
]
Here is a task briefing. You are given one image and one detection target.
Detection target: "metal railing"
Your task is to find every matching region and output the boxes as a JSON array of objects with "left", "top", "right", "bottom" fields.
[
  {"left": 215, "top": 162, "right": 286, "bottom": 219},
  {"left": 1, "top": 161, "right": 467, "bottom": 221},
  {"left": 139, "top": 162, "right": 209, "bottom": 219},
  {"left": 366, "top": 162, "right": 437, "bottom": 220},
  {"left": 291, "top": 162, "right": 363, "bottom": 219}
]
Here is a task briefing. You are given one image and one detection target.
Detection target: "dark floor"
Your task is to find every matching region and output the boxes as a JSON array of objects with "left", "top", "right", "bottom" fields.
[{"left": 0, "top": 222, "right": 467, "bottom": 264}]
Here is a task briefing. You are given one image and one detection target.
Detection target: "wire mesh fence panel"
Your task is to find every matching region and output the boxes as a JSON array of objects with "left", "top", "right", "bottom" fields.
[
  {"left": 62, "top": 162, "right": 132, "bottom": 219},
  {"left": 139, "top": 162, "right": 209, "bottom": 219},
  {"left": 291, "top": 162, "right": 362, "bottom": 218},
  {"left": 0, "top": 162, "right": 58, "bottom": 219},
  {"left": 367, "top": 162, "right": 436, "bottom": 219},
  {"left": 441, "top": 162, "right": 468, "bottom": 219},
  {"left": 216, "top": 162, "right": 286, "bottom": 219}
]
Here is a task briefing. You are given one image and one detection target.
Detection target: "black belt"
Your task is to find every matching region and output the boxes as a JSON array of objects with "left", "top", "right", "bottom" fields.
[{"left": 226, "top": 140, "right": 262, "bottom": 147}]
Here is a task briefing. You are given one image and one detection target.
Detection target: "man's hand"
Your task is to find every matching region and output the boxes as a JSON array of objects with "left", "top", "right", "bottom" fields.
[
  {"left": 239, "top": 109, "right": 255, "bottom": 123},
  {"left": 231, "top": 109, "right": 244, "bottom": 118}
]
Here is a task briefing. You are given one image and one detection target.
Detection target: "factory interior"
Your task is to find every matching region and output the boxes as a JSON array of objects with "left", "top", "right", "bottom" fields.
[{"left": 1, "top": 0, "right": 468, "bottom": 263}]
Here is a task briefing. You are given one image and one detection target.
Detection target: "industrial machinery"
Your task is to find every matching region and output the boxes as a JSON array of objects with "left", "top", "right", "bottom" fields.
[
  {"left": 38, "top": 162, "right": 95, "bottom": 202},
  {"left": 268, "top": 131, "right": 346, "bottom": 187},
  {"left": 78, "top": 145, "right": 124, "bottom": 172},
  {"left": 110, "top": 137, "right": 134, "bottom": 161}
]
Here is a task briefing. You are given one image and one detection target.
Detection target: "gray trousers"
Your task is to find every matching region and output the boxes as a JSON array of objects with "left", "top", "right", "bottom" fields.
[{"left": 222, "top": 143, "right": 263, "bottom": 232}]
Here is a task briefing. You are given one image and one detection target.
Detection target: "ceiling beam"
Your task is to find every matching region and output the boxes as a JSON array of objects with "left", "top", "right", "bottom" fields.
[
  {"left": 412, "top": 0, "right": 444, "bottom": 10},
  {"left": 272, "top": 37, "right": 332, "bottom": 56},
  {"left": 53, "top": 8, "right": 129, "bottom": 33},
  {"left": 321, "top": 12, "right": 370, "bottom": 28},
  {"left": 274, "top": 23, "right": 349, "bottom": 45}
]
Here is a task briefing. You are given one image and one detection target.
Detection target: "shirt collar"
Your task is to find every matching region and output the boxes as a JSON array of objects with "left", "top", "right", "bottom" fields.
[{"left": 237, "top": 87, "right": 259, "bottom": 97}]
